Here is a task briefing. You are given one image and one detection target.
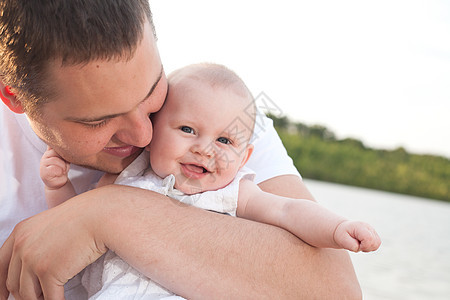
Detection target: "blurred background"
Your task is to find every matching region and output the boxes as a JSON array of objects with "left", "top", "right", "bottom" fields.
[{"left": 151, "top": 1, "right": 450, "bottom": 299}]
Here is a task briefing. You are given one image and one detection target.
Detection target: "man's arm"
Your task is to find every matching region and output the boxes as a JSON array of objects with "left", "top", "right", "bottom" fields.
[{"left": 1, "top": 180, "right": 361, "bottom": 299}]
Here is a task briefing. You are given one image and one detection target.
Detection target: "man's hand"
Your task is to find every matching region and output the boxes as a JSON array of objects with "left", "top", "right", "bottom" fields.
[{"left": 0, "top": 197, "right": 107, "bottom": 300}]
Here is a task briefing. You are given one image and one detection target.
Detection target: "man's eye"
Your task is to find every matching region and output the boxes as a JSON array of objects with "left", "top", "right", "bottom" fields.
[
  {"left": 180, "top": 126, "right": 194, "bottom": 134},
  {"left": 82, "top": 120, "right": 108, "bottom": 128},
  {"left": 217, "top": 137, "right": 231, "bottom": 144}
]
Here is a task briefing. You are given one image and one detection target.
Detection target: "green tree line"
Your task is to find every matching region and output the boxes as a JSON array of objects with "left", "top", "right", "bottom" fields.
[{"left": 267, "top": 114, "right": 450, "bottom": 202}]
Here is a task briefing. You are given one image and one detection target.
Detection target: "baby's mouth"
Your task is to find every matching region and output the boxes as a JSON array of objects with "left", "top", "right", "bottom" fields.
[{"left": 183, "top": 164, "right": 210, "bottom": 174}]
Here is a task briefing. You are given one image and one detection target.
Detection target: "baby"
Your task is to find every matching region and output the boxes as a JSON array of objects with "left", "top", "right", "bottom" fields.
[{"left": 41, "top": 63, "right": 381, "bottom": 299}]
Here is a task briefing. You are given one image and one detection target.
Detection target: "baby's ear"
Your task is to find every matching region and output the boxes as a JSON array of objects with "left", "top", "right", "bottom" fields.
[
  {"left": 239, "top": 144, "right": 254, "bottom": 169},
  {"left": 0, "top": 83, "right": 24, "bottom": 114}
]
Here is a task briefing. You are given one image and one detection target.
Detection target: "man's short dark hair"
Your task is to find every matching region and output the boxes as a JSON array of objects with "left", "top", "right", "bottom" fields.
[{"left": 0, "top": 0, "right": 154, "bottom": 114}]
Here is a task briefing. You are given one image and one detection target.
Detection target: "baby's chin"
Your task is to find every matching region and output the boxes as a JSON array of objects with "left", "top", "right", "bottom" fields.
[
  {"left": 175, "top": 183, "right": 207, "bottom": 195},
  {"left": 175, "top": 179, "right": 232, "bottom": 195}
]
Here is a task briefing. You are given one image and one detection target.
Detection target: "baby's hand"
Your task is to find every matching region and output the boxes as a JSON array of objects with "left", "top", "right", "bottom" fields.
[
  {"left": 334, "top": 220, "right": 381, "bottom": 252},
  {"left": 40, "top": 146, "right": 70, "bottom": 190}
]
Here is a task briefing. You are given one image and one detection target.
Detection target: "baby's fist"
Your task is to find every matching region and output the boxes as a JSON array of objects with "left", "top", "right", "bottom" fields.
[
  {"left": 40, "top": 146, "right": 70, "bottom": 189},
  {"left": 334, "top": 220, "right": 381, "bottom": 252}
]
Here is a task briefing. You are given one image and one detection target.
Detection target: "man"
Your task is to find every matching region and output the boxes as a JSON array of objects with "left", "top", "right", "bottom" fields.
[{"left": 0, "top": 1, "right": 361, "bottom": 299}]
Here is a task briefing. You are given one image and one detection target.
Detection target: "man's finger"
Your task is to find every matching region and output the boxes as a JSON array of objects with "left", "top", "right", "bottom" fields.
[
  {"left": 40, "top": 277, "right": 65, "bottom": 300},
  {"left": 5, "top": 246, "right": 22, "bottom": 299},
  {"left": 0, "top": 235, "right": 14, "bottom": 300},
  {"left": 18, "top": 266, "right": 44, "bottom": 300}
]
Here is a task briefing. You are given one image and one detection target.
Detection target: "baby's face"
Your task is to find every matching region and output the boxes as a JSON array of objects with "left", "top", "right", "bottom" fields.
[{"left": 148, "top": 79, "right": 254, "bottom": 194}]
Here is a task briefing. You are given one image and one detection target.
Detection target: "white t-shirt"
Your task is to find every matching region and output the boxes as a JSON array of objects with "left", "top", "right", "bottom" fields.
[
  {"left": 0, "top": 105, "right": 300, "bottom": 298},
  {"left": 0, "top": 107, "right": 105, "bottom": 244}
]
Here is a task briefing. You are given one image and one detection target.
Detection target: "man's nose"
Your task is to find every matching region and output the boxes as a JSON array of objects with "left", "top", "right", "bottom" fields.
[{"left": 115, "top": 109, "right": 153, "bottom": 147}]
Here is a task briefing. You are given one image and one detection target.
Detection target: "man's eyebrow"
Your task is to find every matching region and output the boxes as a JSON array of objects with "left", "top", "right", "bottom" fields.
[
  {"left": 142, "top": 67, "right": 163, "bottom": 103},
  {"left": 67, "top": 67, "right": 163, "bottom": 123}
]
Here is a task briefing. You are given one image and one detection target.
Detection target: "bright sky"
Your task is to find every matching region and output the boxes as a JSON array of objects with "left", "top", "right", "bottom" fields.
[{"left": 151, "top": 0, "right": 450, "bottom": 158}]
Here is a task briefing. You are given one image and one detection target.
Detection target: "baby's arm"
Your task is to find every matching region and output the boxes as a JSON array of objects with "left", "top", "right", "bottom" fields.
[
  {"left": 40, "top": 146, "right": 77, "bottom": 208},
  {"left": 237, "top": 179, "right": 381, "bottom": 252}
]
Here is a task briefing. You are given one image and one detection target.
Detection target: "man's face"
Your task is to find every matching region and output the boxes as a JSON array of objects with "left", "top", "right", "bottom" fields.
[{"left": 29, "top": 22, "right": 167, "bottom": 173}]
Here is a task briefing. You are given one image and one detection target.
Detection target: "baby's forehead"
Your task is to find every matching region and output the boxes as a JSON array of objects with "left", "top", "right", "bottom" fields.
[
  {"left": 168, "top": 65, "right": 256, "bottom": 133},
  {"left": 202, "top": 82, "right": 255, "bottom": 131},
  {"left": 169, "top": 64, "right": 252, "bottom": 100},
  {"left": 171, "top": 75, "right": 253, "bottom": 109},
  {"left": 220, "top": 113, "right": 254, "bottom": 141}
]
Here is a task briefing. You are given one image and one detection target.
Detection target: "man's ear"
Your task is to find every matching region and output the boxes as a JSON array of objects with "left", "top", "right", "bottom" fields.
[{"left": 0, "top": 81, "right": 24, "bottom": 114}]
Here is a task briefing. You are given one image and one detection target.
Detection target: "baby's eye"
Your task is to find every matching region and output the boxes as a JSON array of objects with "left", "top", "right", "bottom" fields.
[
  {"left": 180, "top": 126, "right": 194, "bottom": 134},
  {"left": 217, "top": 137, "right": 231, "bottom": 144}
]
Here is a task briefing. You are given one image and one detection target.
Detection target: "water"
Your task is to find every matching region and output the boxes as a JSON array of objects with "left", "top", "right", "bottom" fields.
[{"left": 303, "top": 179, "right": 450, "bottom": 300}]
